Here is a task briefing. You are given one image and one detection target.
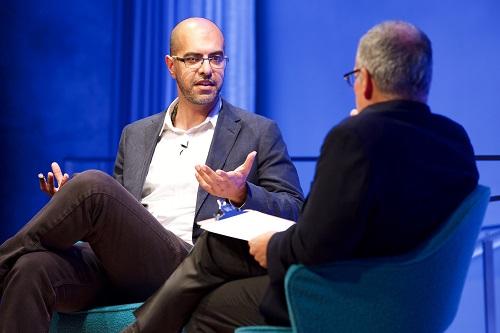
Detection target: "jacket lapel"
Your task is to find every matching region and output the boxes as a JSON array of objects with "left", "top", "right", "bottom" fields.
[
  {"left": 195, "top": 101, "right": 241, "bottom": 217},
  {"left": 133, "top": 113, "right": 165, "bottom": 199}
]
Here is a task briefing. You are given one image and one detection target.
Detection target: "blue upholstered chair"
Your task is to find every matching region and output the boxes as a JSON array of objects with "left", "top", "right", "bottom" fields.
[
  {"left": 236, "top": 185, "right": 490, "bottom": 333},
  {"left": 49, "top": 302, "right": 142, "bottom": 333}
]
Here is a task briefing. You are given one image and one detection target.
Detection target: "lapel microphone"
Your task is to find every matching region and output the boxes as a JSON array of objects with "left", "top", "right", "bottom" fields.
[{"left": 180, "top": 140, "right": 189, "bottom": 155}]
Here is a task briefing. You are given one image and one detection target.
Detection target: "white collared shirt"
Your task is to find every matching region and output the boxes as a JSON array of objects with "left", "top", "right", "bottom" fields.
[{"left": 141, "top": 98, "right": 221, "bottom": 245}]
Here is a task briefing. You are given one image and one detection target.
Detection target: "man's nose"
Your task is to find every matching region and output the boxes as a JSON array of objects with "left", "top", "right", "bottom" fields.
[{"left": 198, "top": 58, "right": 213, "bottom": 76}]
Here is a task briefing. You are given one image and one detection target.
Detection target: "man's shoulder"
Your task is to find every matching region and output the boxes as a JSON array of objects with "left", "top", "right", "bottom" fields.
[
  {"left": 327, "top": 101, "right": 472, "bottom": 154},
  {"left": 123, "top": 111, "right": 166, "bottom": 132},
  {"left": 221, "top": 99, "right": 274, "bottom": 125},
  {"left": 336, "top": 101, "right": 464, "bottom": 133}
]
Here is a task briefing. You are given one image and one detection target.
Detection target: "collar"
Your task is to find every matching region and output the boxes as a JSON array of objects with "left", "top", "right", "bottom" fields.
[
  {"left": 159, "top": 97, "right": 222, "bottom": 136},
  {"left": 359, "top": 100, "right": 431, "bottom": 115}
]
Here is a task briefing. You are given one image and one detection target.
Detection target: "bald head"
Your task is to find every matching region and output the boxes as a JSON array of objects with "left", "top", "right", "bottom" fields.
[{"left": 170, "top": 17, "right": 224, "bottom": 56}]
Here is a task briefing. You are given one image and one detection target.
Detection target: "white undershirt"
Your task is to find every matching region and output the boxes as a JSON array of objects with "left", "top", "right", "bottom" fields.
[{"left": 141, "top": 98, "right": 220, "bottom": 245}]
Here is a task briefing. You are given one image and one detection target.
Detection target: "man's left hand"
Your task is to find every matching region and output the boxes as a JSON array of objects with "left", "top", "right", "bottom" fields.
[
  {"left": 195, "top": 151, "right": 256, "bottom": 206},
  {"left": 248, "top": 231, "right": 275, "bottom": 268}
]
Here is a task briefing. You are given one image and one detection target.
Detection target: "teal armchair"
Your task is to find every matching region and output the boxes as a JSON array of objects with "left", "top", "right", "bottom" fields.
[
  {"left": 49, "top": 302, "right": 142, "bottom": 333},
  {"left": 236, "top": 185, "right": 490, "bottom": 333}
]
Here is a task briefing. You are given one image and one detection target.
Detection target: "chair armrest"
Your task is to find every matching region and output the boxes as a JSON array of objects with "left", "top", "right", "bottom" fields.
[{"left": 235, "top": 326, "right": 292, "bottom": 333}]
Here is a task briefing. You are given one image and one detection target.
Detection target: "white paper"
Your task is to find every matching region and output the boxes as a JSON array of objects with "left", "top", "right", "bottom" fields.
[{"left": 197, "top": 209, "right": 295, "bottom": 241}]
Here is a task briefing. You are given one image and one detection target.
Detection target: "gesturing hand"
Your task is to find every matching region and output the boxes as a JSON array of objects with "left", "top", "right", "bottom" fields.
[
  {"left": 39, "top": 162, "right": 70, "bottom": 197},
  {"left": 195, "top": 151, "right": 257, "bottom": 206},
  {"left": 248, "top": 231, "right": 275, "bottom": 268}
]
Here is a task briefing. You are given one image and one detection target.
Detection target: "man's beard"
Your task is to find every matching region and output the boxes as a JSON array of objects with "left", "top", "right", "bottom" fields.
[{"left": 179, "top": 81, "right": 222, "bottom": 105}]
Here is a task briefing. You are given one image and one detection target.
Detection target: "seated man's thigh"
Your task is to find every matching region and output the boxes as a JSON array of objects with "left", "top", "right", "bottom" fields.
[{"left": 185, "top": 275, "right": 268, "bottom": 333}]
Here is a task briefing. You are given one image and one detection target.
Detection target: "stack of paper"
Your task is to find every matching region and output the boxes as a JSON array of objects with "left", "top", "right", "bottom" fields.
[{"left": 197, "top": 210, "right": 295, "bottom": 241}]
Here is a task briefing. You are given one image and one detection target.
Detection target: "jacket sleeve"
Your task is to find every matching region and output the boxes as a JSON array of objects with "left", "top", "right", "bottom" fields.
[
  {"left": 112, "top": 126, "right": 127, "bottom": 186},
  {"left": 242, "top": 120, "right": 304, "bottom": 222},
  {"left": 266, "top": 125, "right": 372, "bottom": 282}
]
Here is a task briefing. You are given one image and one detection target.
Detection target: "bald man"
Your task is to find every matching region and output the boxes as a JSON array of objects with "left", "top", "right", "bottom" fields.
[{"left": 0, "top": 17, "right": 303, "bottom": 333}]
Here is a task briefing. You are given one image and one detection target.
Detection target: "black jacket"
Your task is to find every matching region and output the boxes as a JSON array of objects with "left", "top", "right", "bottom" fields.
[{"left": 262, "top": 100, "right": 479, "bottom": 325}]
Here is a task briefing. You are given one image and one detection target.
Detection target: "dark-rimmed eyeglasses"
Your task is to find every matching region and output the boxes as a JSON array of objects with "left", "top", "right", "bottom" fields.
[
  {"left": 171, "top": 55, "right": 228, "bottom": 69},
  {"left": 343, "top": 69, "right": 361, "bottom": 87}
]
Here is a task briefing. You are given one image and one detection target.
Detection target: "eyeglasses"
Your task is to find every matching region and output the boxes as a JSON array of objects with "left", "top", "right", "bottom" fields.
[
  {"left": 171, "top": 55, "right": 228, "bottom": 69},
  {"left": 343, "top": 69, "right": 360, "bottom": 87}
]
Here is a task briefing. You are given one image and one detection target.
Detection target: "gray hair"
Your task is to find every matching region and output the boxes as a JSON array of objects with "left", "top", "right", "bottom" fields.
[{"left": 356, "top": 21, "right": 432, "bottom": 101}]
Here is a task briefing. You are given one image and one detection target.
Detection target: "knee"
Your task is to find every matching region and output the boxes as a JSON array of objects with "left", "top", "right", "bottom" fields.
[
  {"left": 65, "top": 170, "right": 117, "bottom": 195},
  {"left": 73, "top": 169, "right": 113, "bottom": 187}
]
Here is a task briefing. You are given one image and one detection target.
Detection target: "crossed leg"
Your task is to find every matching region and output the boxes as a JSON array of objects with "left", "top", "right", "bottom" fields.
[{"left": 0, "top": 170, "right": 191, "bottom": 333}]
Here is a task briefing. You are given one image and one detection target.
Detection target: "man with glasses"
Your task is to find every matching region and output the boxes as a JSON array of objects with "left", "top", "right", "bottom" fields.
[
  {"left": 122, "top": 20, "right": 479, "bottom": 333},
  {"left": 0, "top": 17, "right": 303, "bottom": 332}
]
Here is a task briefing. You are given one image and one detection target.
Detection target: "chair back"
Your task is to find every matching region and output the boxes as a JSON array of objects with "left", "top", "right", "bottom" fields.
[{"left": 284, "top": 185, "right": 490, "bottom": 333}]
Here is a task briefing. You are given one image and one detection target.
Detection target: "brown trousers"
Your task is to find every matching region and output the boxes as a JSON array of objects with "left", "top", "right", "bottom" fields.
[
  {"left": 128, "top": 232, "right": 270, "bottom": 333},
  {"left": 0, "top": 170, "right": 191, "bottom": 333}
]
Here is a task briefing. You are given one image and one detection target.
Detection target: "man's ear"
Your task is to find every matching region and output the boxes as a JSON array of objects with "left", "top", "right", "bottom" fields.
[
  {"left": 165, "top": 55, "right": 176, "bottom": 79},
  {"left": 360, "top": 68, "right": 373, "bottom": 100}
]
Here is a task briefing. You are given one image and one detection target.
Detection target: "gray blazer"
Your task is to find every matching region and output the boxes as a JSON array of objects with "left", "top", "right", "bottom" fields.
[{"left": 113, "top": 99, "right": 304, "bottom": 243}]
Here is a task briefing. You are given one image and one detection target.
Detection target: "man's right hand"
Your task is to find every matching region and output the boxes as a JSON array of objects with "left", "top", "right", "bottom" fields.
[{"left": 38, "top": 162, "right": 70, "bottom": 197}]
